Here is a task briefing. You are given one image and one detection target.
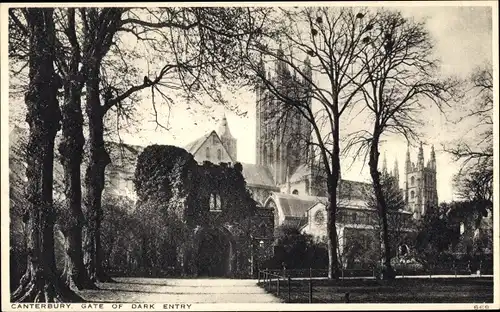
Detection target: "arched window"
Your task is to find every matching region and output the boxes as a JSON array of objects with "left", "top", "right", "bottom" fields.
[
  {"left": 206, "top": 147, "right": 210, "bottom": 159},
  {"left": 212, "top": 135, "right": 217, "bottom": 144},
  {"left": 209, "top": 193, "right": 222, "bottom": 211},
  {"left": 314, "top": 210, "right": 325, "bottom": 226},
  {"left": 217, "top": 149, "right": 222, "bottom": 161},
  {"left": 411, "top": 176, "right": 415, "bottom": 185},
  {"left": 410, "top": 190, "right": 415, "bottom": 199},
  {"left": 268, "top": 200, "right": 279, "bottom": 228},
  {"left": 209, "top": 193, "right": 216, "bottom": 211},
  {"left": 292, "top": 189, "right": 299, "bottom": 195},
  {"left": 215, "top": 194, "right": 222, "bottom": 211},
  {"left": 399, "top": 244, "right": 409, "bottom": 257}
]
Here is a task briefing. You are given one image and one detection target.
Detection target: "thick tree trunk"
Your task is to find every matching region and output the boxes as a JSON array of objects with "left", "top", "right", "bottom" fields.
[
  {"left": 58, "top": 60, "right": 95, "bottom": 290},
  {"left": 326, "top": 184, "right": 340, "bottom": 280},
  {"left": 83, "top": 62, "right": 112, "bottom": 283},
  {"left": 326, "top": 115, "right": 341, "bottom": 280},
  {"left": 58, "top": 8, "right": 95, "bottom": 290},
  {"left": 369, "top": 132, "right": 395, "bottom": 280},
  {"left": 11, "top": 9, "right": 82, "bottom": 302}
]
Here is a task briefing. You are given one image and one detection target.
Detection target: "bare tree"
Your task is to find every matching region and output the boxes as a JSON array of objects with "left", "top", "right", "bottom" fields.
[
  {"left": 9, "top": 5, "right": 271, "bottom": 288},
  {"left": 9, "top": 7, "right": 99, "bottom": 290},
  {"left": 10, "top": 8, "right": 81, "bottom": 302},
  {"left": 445, "top": 64, "right": 493, "bottom": 169},
  {"left": 447, "top": 64, "right": 493, "bottom": 229},
  {"left": 77, "top": 7, "right": 270, "bottom": 282},
  {"left": 344, "top": 10, "right": 453, "bottom": 279},
  {"left": 52, "top": 8, "right": 97, "bottom": 290},
  {"left": 244, "top": 7, "right": 382, "bottom": 279}
]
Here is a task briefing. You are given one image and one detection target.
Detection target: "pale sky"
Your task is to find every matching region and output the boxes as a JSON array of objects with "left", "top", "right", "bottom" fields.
[
  {"left": 112, "top": 5, "right": 493, "bottom": 203},
  {"left": 7, "top": 4, "right": 494, "bottom": 203}
]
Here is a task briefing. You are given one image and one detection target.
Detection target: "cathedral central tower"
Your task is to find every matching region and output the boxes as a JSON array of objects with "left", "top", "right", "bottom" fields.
[{"left": 255, "top": 51, "right": 313, "bottom": 186}]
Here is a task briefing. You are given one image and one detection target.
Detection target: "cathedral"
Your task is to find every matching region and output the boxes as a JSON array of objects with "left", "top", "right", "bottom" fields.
[
  {"left": 72, "top": 50, "right": 440, "bottom": 267},
  {"left": 183, "top": 52, "right": 439, "bottom": 240},
  {"left": 404, "top": 143, "right": 439, "bottom": 219}
]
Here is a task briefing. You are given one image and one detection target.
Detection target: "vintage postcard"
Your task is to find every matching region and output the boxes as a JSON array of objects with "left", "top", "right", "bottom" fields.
[{"left": 1, "top": 1, "right": 498, "bottom": 311}]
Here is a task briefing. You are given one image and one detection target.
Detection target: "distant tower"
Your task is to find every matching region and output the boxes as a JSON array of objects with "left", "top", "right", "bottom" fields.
[
  {"left": 393, "top": 158, "right": 400, "bottom": 188},
  {"left": 382, "top": 153, "right": 388, "bottom": 175},
  {"left": 218, "top": 114, "right": 237, "bottom": 162},
  {"left": 404, "top": 142, "right": 438, "bottom": 219},
  {"left": 255, "top": 51, "right": 312, "bottom": 186}
]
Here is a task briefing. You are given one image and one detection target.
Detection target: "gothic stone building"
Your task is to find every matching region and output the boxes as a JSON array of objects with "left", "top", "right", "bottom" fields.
[
  {"left": 181, "top": 51, "right": 440, "bottom": 265},
  {"left": 105, "top": 143, "right": 274, "bottom": 278}
]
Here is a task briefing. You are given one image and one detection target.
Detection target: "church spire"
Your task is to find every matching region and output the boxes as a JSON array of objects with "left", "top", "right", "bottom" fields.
[
  {"left": 393, "top": 158, "right": 400, "bottom": 187},
  {"left": 429, "top": 144, "right": 436, "bottom": 171},
  {"left": 217, "top": 113, "right": 232, "bottom": 138},
  {"left": 217, "top": 113, "right": 237, "bottom": 161},
  {"left": 417, "top": 141, "right": 424, "bottom": 170},
  {"left": 405, "top": 144, "right": 412, "bottom": 174},
  {"left": 382, "top": 152, "right": 388, "bottom": 175}
]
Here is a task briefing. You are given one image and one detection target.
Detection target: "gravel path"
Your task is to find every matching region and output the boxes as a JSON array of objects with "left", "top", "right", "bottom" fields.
[{"left": 78, "top": 278, "right": 281, "bottom": 303}]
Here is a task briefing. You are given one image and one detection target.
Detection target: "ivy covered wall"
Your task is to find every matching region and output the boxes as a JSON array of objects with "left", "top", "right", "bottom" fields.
[{"left": 133, "top": 144, "right": 274, "bottom": 277}]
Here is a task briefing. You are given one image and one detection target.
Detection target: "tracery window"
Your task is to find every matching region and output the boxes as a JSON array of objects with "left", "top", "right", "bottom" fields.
[
  {"left": 209, "top": 193, "right": 222, "bottom": 211},
  {"left": 314, "top": 210, "right": 325, "bottom": 226}
]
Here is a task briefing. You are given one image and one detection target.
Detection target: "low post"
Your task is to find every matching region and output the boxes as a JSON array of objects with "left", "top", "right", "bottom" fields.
[
  {"left": 453, "top": 259, "right": 457, "bottom": 277},
  {"left": 309, "top": 267, "right": 312, "bottom": 278},
  {"left": 267, "top": 272, "right": 271, "bottom": 290},
  {"left": 264, "top": 271, "right": 267, "bottom": 290},
  {"left": 277, "top": 277, "right": 280, "bottom": 296},
  {"left": 288, "top": 276, "right": 291, "bottom": 303},
  {"left": 308, "top": 278, "right": 313, "bottom": 303},
  {"left": 258, "top": 270, "right": 260, "bottom": 283}
]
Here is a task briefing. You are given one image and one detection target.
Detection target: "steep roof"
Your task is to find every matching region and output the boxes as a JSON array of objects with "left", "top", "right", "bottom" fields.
[
  {"left": 184, "top": 131, "right": 214, "bottom": 155},
  {"left": 240, "top": 163, "right": 277, "bottom": 189},
  {"left": 266, "top": 192, "right": 328, "bottom": 218},
  {"left": 338, "top": 179, "right": 372, "bottom": 200},
  {"left": 184, "top": 130, "right": 235, "bottom": 163}
]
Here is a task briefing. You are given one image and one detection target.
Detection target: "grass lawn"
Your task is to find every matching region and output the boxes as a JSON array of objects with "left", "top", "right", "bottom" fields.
[{"left": 258, "top": 277, "right": 493, "bottom": 303}]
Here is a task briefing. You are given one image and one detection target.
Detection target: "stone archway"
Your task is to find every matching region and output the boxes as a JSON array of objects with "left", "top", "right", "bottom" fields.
[{"left": 193, "top": 226, "right": 236, "bottom": 277}]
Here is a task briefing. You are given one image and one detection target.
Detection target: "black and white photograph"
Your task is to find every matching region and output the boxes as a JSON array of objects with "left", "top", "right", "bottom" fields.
[{"left": 1, "top": 1, "right": 498, "bottom": 310}]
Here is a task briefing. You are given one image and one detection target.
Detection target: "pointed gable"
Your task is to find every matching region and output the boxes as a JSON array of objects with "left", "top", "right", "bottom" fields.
[{"left": 184, "top": 131, "right": 235, "bottom": 164}]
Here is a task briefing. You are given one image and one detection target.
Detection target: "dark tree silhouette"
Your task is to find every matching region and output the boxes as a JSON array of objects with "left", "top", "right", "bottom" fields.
[
  {"left": 345, "top": 10, "right": 454, "bottom": 279},
  {"left": 243, "top": 7, "right": 381, "bottom": 279},
  {"left": 10, "top": 8, "right": 81, "bottom": 302}
]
